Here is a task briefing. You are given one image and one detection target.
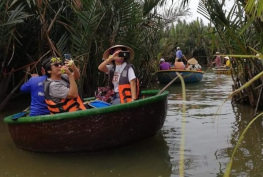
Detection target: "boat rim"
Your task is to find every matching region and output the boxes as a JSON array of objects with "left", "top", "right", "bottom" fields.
[
  {"left": 212, "top": 68, "right": 232, "bottom": 71},
  {"left": 156, "top": 69, "right": 204, "bottom": 74},
  {"left": 4, "top": 90, "right": 169, "bottom": 124}
]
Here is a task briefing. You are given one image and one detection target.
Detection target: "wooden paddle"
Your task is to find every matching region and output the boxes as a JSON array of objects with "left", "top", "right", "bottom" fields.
[
  {"left": 12, "top": 106, "right": 30, "bottom": 120},
  {"left": 157, "top": 75, "right": 179, "bottom": 95},
  {"left": 203, "top": 62, "right": 214, "bottom": 72},
  {"left": 83, "top": 100, "right": 91, "bottom": 105}
]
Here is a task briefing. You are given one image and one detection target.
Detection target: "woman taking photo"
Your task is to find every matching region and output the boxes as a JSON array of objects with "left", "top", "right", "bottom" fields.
[{"left": 98, "top": 45, "right": 139, "bottom": 105}]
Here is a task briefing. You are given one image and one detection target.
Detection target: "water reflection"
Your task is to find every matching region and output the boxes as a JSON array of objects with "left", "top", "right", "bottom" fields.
[
  {"left": 158, "top": 72, "right": 263, "bottom": 177},
  {"left": 225, "top": 103, "right": 263, "bottom": 177},
  {"left": 0, "top": 115, "right": 172, "bottom": 177}
]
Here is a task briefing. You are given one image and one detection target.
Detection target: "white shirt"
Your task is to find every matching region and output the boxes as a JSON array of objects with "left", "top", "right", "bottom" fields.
[
  {"left": 106, "top": 62, "right": 136, "bottom": 92},
  {"left": 186, "top": 64, "right": 202, "bottom": 70}
]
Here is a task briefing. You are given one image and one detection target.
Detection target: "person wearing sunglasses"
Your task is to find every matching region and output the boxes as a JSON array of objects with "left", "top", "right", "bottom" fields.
[{"left": 43, "top": 56, "right": 86, "bottom": 114}]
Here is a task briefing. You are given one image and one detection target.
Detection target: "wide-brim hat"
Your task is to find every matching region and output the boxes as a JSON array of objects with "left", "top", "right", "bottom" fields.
[
  {"left": 188, "top": 58, "right": 198, "bottom": 65},
  {"left": 102, "top": 45, "right": 134, "bottom": 61},
  {"left": 224, "top": 56, "right": 229, "bottom": 59}
]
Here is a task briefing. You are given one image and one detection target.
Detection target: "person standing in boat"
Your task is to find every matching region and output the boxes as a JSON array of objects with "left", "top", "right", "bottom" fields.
[
  {"left": 20, "top": 60, "right": 50, "bottom": 116},
  {"left": 159, "top": 58, "right": 171, "bottom": 70},
  {"left": 213, "top": 51, "right": 222, "bottom": 68},
  {"left": 175, "top": 46, "right": 188, "bottom": 65},
  {"left": 43, "top": 56, "right": 86, "bottom": 114},
  {"left": 98, "top": 45, "right": 139, "bottom": 105}
]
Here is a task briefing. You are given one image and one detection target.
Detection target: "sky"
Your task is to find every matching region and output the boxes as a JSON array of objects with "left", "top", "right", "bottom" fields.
[
  {"left": 180, "top": 0, "right": 235, "bottom": 24},
  {"left": 182, "top": 1, "right": 210, "bottom": 24}
]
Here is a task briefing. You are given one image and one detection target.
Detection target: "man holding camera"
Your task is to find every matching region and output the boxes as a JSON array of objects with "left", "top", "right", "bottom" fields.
[{"left": 98, "top": 45, "right": 139, "bottom": 105}]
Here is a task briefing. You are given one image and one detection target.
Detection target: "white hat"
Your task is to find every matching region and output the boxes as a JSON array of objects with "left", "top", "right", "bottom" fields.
[
  {"left": 160, "top": 58, "right": 165, "bottom": 62},
  {"left": 216, "top": 51, "right": 220, "bottom": 54},
  {"left": 177, "top": 47, "right": 180, "bottom": 50},
  {"left": 224, "top": 56, "right": 229, "bottom": 59}
]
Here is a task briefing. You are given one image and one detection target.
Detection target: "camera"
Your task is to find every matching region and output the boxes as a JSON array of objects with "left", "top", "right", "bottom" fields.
[
  {"left": 118, "top": 51, "right": 130, "bottom": 57},
  {"left": 64, "top": 53, "right": 71, "bottom": 60}
]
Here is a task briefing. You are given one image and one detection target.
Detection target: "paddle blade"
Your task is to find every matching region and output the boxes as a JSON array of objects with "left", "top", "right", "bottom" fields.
[
  {"left": 89, "top": 100, "right": 111, "bottom": 108},
  {"left": 12, "top": 112, "right": 27, "bottom": 120}
]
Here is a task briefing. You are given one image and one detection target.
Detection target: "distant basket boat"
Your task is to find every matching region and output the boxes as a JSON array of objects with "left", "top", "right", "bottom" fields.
[
  {"left": 4, "top": 90, "right": 169, "bottom": 153},
  {"left": 156, "top": 69, "right": 204, "bottom": 84},
  {"left": 212, "top": 68, "right": 232, "bottom": 74}
]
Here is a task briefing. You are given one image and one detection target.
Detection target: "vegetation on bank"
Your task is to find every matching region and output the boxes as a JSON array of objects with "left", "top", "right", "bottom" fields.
[
  {"left": 1, "top": 0, "right": 263, "bottom": 113},
  {"left": 198, "top": 0, "right": 263, "bottom": 111},
  {"left": 163, "top": 0, "right": 263, "bottom": 112},
  {"left": 1, "top": 0, "right": 263, "bottom": 176},
  {"left": 0, "top": 0, "right": 189, "bottom": 110}
]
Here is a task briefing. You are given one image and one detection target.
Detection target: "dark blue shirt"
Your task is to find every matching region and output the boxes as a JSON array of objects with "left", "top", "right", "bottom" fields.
[{"left": 20, "top": 75, "right": 50, "bottom": 116}]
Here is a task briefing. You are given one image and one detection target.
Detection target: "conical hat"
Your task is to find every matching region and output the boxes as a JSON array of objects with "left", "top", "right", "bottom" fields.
[
  {"left": 102, "top": 45, "right": 134, "bottom": 61},
  {"left": 187, "top": 58, "right": 198, "bottom": 65}
]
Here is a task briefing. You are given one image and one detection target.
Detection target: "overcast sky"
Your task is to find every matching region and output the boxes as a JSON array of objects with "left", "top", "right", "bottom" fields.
[
  {"left": 182, "top": 1, "right": 210, "bottom": 24},
  {"left": 180, "top": 0, "right": 234, "bottom": 24}
]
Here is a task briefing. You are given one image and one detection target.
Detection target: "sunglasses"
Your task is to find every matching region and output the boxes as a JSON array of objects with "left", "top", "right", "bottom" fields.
[{"left": 51, "top": 62, "right": 63, "bottom": 67}]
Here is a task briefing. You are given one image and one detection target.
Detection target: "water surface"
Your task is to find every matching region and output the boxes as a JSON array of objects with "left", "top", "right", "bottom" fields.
[
  {"left": 158, "top": 72, "right": 263, "bottom": 177},
  {"left": 0, "top": 71, "right": 262, "bottom": 177}
]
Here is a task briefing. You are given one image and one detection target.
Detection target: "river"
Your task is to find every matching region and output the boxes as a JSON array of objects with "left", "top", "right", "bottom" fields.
[{"left": 0, "top": 71, "right": 262, "bottom": 177}]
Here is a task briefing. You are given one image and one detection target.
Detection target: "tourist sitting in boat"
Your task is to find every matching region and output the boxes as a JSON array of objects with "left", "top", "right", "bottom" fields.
[
  {"left": 212, "top": 51, "right": 222, "bottom": 68},
  {"left": 159, "top": 58, "right": 171, "bottom": 70},
  {"left": 186, "top": 58, "right": 202, "bottom": 70},
  {"left": 223, "top": 56, "right": 231, "bottom": 68},
  {"left": 98, "top": 45, "right": 139, "bottom": 105},
  {"left": 43, "top": 57, "right": 86, "bottom": 114},
  {"left": 174, "top": 58, "right": 186, "bottom": 69},
  {"left": 20, "top": 60, "right": 50, "bottom": 116}
]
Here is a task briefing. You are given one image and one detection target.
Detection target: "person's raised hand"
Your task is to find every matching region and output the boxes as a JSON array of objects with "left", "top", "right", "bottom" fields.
[
  {"left": 65, "top": 59, "right": 75, "bottom": 69},
  {"left": 111, "top": 50, "right": 122, "bottom": 60},
  {"left": 61, "top": 65, "right": 72, "bottom": 75}
]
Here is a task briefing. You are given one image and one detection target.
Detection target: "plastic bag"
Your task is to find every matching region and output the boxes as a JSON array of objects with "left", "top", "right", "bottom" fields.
[{"left": 95, "top": 86, "right": 115, "bottom": 104}]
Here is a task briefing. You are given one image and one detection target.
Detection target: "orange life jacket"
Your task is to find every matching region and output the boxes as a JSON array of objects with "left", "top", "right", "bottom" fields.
[
  {"left": 119, "top": 78, "right": 140, "bottom": 103},
  {"left": 174, "top": 61, "right": 185, "bottom": 69},
  {"left": 116, "top": 64, "right": 140, "bottom": 103},
  {"left": 44, "top": 78, "right": 86, "bottom": 114}
]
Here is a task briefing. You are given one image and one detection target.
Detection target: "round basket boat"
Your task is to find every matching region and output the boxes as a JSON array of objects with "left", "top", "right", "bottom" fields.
[
  {"left": 4, "top": 90, "right": 169, "bottom": 153},
  {"left": 212, "top": 68, "right": 232, "bottom": 74},
  {"left": 156, "top": 69, "right": 204, "bottom": 84}
]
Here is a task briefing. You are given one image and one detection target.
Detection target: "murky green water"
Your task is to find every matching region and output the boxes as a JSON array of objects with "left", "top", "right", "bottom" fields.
[{"left": 0, "top": 71, "right": 262, "bottom": 177}]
